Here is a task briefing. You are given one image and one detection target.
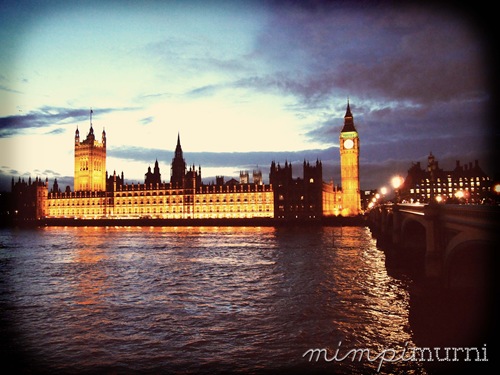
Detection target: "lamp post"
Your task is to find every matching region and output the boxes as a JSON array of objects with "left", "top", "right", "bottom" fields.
[
  {"left": 427, "top": 153, "right": 437, "bottom": 204},
  {"left": 391, "top": 176, "right": 404, "bottom": 204},
  {"left": 380, "top": 186, "right": 387, "bottom": 203}
]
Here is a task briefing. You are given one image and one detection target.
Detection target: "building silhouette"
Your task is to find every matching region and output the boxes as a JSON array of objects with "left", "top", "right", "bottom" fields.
[
  {"left": 9, "top": 102, "right": 363, "bottom": 221},
  {"left": 145, "top": 160, "right": 161, "bottom": 186},
  {"left": 400, "top": 152, "right": 492, "bottom": 204}
]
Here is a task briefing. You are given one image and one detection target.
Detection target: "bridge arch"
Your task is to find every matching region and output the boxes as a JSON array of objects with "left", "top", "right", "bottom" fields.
[{"left": 444, "top": 235, "right": 495, "bottom": 290}]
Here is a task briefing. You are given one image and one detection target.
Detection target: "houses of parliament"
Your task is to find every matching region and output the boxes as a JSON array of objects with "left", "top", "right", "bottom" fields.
[{"left": 10, "top": 102, "right": 362, "bottom": 222}]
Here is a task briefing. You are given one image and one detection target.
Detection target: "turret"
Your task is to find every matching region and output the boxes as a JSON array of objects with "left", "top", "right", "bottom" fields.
[{"left": 102, "top": 128, "right": 106, "bottom": 148}]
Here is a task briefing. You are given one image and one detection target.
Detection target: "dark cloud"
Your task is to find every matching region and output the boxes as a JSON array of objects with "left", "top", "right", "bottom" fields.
[
  {"left": 251, "top": 4, "right": 489, "bottom": 106},
  {"left": 108, "top": 146, "right": 169, "bottom": 164},
  {"left": 109, "top": 144, "right": 335, "bottom": 168},
  {"left": 0, "top": 106, "right": 136, "bottom": 137}
]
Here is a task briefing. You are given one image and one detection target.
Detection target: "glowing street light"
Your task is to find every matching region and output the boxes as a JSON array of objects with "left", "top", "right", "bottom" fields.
[
  {"left": 391, "top": 176, "right": 404, "bottom": 203},
  {"left": 391, "top": 176, "right": 404, "bottom": 190}
]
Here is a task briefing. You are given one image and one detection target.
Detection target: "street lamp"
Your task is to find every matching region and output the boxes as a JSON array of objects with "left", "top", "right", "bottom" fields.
[
  {"left": 391, "top": 176, "right": 404, "bottom": 203},
  {"left": 455, "top": 190, "right": 466, "bottom": 204}
]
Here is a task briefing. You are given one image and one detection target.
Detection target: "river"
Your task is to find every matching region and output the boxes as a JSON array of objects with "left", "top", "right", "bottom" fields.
[{"left": 0, "top": 225, "right": 492, "bottom": 374}]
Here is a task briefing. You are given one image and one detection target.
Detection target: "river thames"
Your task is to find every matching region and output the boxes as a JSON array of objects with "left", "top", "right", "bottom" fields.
[{"left": 0, "top": 225, "right": 493, "bottom": 374}]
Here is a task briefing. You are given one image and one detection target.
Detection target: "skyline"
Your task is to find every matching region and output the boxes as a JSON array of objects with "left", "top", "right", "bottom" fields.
[{"left": 0, "top": 0, "right": 497, "bottom": 192}]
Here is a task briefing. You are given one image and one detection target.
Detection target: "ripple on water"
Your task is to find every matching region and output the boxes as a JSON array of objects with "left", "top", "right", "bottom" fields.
[{"left": 0, "top": 226, "right": 425, "bottom": 374}]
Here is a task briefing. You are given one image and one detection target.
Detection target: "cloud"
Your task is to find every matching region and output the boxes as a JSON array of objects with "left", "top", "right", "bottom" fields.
[
  {"left": 250, "top": 3, "right": 488, "bottom": 108},
  {"left": 0, "top": 106, "right": 137, "bottom": 137},
  {"left": 45, "top": 128, "right": 66, "bottom": 135},
  {"left": 139, "top": 116, "right": 154, "bottom": 125},
  {"left": 109, "top": 144, "right": 336, "bottom": 170},
  {"left": 184, "top": 84, "right": 221, "bottom": 98},
  {"left": 0, "top": 85, "right": 23, "bottom": 94}
]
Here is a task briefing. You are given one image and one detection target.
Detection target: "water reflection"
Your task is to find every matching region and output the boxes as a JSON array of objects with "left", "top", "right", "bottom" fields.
[{"left": 3, "top": 225, "right": 491, "bottom": 373}]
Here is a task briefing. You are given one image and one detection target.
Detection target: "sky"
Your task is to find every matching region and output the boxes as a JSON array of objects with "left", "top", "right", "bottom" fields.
[{"left": 0, "top": 0, "right": 497, "bottom": 193}]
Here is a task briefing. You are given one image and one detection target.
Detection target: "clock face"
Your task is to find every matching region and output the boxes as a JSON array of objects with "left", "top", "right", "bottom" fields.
[{"left": 344, "top": 139, "right": 354, "bottom": 149}]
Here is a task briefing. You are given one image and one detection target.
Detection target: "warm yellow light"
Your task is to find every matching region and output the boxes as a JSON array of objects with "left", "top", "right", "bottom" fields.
[
  {"left": 455, "top": 190, "right": 464, "bottom": 199},
  {"left": 380, "top": 187, "right": 387, "bottom": 195},
  {"left": 391, "top": 176, "right": 404, "bottom": 189},
  {"left": 493, "top": 183, "right": 500, "bottom": 194}
]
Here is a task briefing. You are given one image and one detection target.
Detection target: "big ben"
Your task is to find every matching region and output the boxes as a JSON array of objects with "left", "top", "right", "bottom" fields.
[{"left": 339, "top": 100, "right": 361, "bottom": 216}]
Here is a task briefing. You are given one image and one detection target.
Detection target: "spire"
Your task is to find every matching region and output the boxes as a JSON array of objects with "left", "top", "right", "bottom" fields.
[
  {"left": 87, "top": 108, "right": 95, "bottom": 138},
  {"left": 341, "top": 99, "right": 357, "bottom": 133},
  {"left": 175, "top": 132, "right": 183, "bottom": 158},
  {"left": 345, "top": 98, "right": 352, "bottom": 118},
  {"left": 171, "top": 132, "right": 186, "bottom": 187}
]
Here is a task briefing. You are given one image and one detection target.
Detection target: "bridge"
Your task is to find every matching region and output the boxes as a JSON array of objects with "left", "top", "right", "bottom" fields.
[{"left": 366, "top": 203, "right": 499, "bottom": 289}]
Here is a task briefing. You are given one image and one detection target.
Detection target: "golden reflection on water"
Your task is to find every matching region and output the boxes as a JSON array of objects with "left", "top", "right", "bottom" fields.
[
  {"left": 68, "top": 227, "right": 108, "bottom": 308},
  {"left": 23, "top": 225, "right": 422, "bottom": 373}
]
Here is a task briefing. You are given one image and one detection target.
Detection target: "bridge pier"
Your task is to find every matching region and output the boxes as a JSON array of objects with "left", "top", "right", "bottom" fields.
[
  {"left": 422, "top": 204, "right": 442, "bottom": 284},
  {"left": 368, "top": 203, "right": 499, "bottom": 290}
]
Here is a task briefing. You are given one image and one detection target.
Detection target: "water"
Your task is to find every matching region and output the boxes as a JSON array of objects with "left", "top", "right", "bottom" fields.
[{"left": 0, "top": 226, "right": 490, "bottom": 374}]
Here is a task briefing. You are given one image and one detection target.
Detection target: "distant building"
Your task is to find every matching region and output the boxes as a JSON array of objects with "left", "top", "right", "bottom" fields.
[
  {"left": 10, "top": 176, "right": 48, "bottom": 220},
  {"left": 400, "top": 152, "right": 492, "bottom": 204},
  {"left": 10, "top": 102, "right": 363, "bottom": 221}
]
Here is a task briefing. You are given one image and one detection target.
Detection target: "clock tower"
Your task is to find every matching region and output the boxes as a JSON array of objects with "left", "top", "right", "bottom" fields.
[{"left": 339, "top": 100, "right": 361, "bottom": 216}]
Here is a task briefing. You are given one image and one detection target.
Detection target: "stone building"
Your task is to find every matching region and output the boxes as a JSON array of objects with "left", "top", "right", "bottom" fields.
[
  {"left": 400, "top": 152, "right": 492, "bottom": 204},
  {"left": 10, "top": 102, "right": 363, "bottom": 221}
]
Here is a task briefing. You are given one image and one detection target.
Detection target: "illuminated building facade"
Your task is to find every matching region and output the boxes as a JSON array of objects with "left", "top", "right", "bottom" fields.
[
  {"left": 43, "top": 132, "right": 273, "bottom": 220},
  {"left": 74, "top": 112, "right": 106, "bottom": 192},
  {"left": 10, "top": 102, "right": 364, "bottom": 221},
  {"left": 339, "top": 101, "right": 361, "bottom": 216},
  {"left": 400, "top": 152, "right": 492, "bottom": 204}
]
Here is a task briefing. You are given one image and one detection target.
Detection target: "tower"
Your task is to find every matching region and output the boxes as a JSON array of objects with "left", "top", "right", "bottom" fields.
[
  {"left": 145, "top": 159, "right": 162, "bottom": 186},
  {"left": 74, "top": 110, "right": 106, "bottom": 191},
  {"left": 171, "top": 133, "right": 186, "bottom": 187},
  {"left": 339, "top": 100, "right": 361, "bottom": 216}
]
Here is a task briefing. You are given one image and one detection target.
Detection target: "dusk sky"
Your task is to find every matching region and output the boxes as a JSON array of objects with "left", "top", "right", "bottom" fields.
[{"left": 0, "top": 0, "right": 496, "bottom": 193}]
